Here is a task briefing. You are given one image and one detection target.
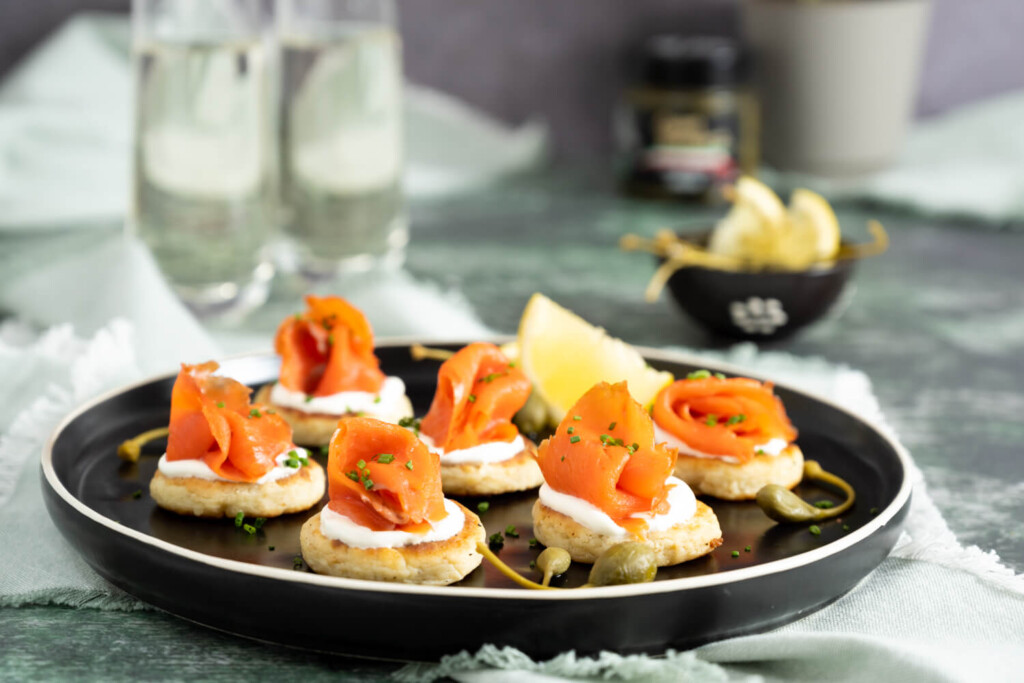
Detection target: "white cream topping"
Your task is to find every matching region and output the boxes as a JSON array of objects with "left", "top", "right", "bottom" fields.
[
  {"left": 269, "top": 376, "right": 408, "bottom": 420},
  {"left": 157, "top": 448, "right": 309, "bottom": 484},
  {"left": 538, "top": 476, "right": 697, "bottom": 537},
  {"left": 653, "top": 424, "right": 788, "bottom": 464},
  {"left": 418, "top": 433, "right": 525, "bottom": 466},
  {"left": 319, "top": 497, "right": 465, "bottom": 549}
]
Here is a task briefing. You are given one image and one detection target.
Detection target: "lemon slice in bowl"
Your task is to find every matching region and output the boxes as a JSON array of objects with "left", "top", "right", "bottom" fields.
[
  {"left": 516, "top": 293, "right": 674, "bottom": 426},
  {"left": 734, "top": 176, "right": 788, "bottom": 230},
  {"left": 708, "top": 176, "right": 788, "bottom": 267},
  {"left": 773, "top": 188, "right": 842, "bottom": 270}
]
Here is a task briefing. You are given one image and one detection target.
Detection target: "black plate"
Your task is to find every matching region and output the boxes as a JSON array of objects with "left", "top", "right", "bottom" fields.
[{"left": 42, "top": 342, "right": 911, "bottom": 661}]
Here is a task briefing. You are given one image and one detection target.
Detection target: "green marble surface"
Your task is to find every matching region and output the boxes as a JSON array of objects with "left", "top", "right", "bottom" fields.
[{"left": 3, "top": 170, "right": 1024, "bottom": 680}]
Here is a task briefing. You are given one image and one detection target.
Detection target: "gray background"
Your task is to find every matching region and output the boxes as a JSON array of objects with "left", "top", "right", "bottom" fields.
[{"left": 1, "top": 0, "right": 1023, "bottom": 160}]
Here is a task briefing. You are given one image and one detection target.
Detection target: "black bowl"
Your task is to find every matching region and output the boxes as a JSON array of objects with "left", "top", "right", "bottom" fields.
[{"left": 662, "top": 240, "right": 855, "bottom": 341}]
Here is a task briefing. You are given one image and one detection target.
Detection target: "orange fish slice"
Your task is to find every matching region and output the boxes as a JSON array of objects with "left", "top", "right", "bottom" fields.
[
  {"left": 420, "top": 342, "right": 530, "bottom": 451},
  {"left": 652, "top": 374, "right": 797, "bottom": 463},
  {"left": 537, "top": 381, "right": 676, "bottom": 527},
  {"left": 166, "top": 362, "right": 295, "bottom": 482},
  {"left": 327, "top": 417, "right": 447, "bottom": 532},
  {"left": 275, "top": 295, "right": 385, "bottom": 397}
]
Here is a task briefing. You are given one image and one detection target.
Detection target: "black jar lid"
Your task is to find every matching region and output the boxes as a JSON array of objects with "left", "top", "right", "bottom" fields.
[{"left": 638, "top": 35, "right": 747, "bottom": 89}]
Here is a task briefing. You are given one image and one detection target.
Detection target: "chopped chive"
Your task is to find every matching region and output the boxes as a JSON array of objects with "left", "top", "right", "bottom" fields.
[
  {"left": 687, "top": 369, "right": 712, "bottom": 380},
  {"left": 570, "top": 435, "right": 581, "bottom": 444},
  {"left": 468, "top": 394, "right": 477, "bottom": 403},
  {"left": 744, "top": 545, "right": 751, "bottom": 552},
  {"left": 842, "top": 524, "right": 851, "bottom": 531},
  {"left": 294, "top": 313, "right": 302, "bottom": 321},
  {"left": 756, "top": 449, "right": 766, "bottom": 455},
  {"left": 488, "top": 533, "right": 504, "bottom": 549},
  {"left": 292, "top": 555, "right": 304, "bottom": 570},
  {"left": 608, "top": 421, "right": 617, "bottom": 431},
  {"left": 285, "top": 458, "right": 300, "bottom": 469},
  {"left": 814, "top": 500, "right": 834, "bottom": 509},
  {"left": 726, "top": 414, "right": 746, "bottom": 425},
  {"left": 398, "top": 416, "right": 422, "bottom": 432},
  {"left": 288, "top": 450, "right": 298, "bottom": 458},
  {"left": 505, "top": 525, "right": 519, "bottom": 538},
  {"left": 870, "top": 507, "right": 879, "bottom": 515},
  {"left": 327, "top": 333, "right": 335, "bottom": 345},
  {"left": 356, "top": 459, "right": 366, "bottom": 469},
  {"left": 346, "top": 471, "right": 359, "bottom": 482},
  {"left": 374, "top": 395, "right": 382, "bottom": 404},
  {"left": 809, "top": 525, "right": 822, "bottom": 536},
  {"left": 405, "top": 460, "right": 414, "bottom": 470},
  {"left": 529, "top": 560, "right": 536, "bottom": 570},
  {"left": 362, "top": 477, "right": 374, "bottom": 490},
  {"left": 631, "top": 442, "right": 639, "bottom": 452},
  {"left": 243, "top": 524, "right": 257, "bottom": 535},
  {"left": 305, "top": 395, "right": 314, "bottom": 403},
  {"left": 254, "top": 517, "right": 266, "bottom": 529},
  {"left": 131, "top": 489, "right": 142, "bottom": 499},
  {"left": 714, "top": 372, "right": 726, "bottom": 380},
  {"left": 234, "top": 512, "right": 244, "bottom": 527},
  {"left": 704, "top": 414, "right": 718, "bottom": 426},
  {"left": 319, "top": 445, "right": 329, "bottom": 456},
  {"left": 216, "top": 401, "right": 225, "bottom": 409},
  {"left": 268, "top": 546, "right": 275, "bottom": 551},
  {"left": 377, "top": 453, "right": 395, "bottom": 464},
  {"left": 600, "top": 434, "right": 610, "bottom": 443},
  {"left": 249, "top": 408, "right": 262, "bottom": 418},
  {"left": 572, "top": 415, "right": 582, "bottom": 421},
  {"left": 567, "top": 427, "right": 574, "bottom": 435},
  {"left": 529, "top": 538, "right": 540, "bottom": 549},
  {"left": 477, "top": 501, "right": 490, "bottom": 513},
  {"left": 731, "top": 550, "right": 739, "bottom": 558},
  {"left": 480, "top": 372, "right": 506, "bottom": 383}
]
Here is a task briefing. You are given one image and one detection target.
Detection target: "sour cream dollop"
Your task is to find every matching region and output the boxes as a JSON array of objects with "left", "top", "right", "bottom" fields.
[
  {"left": 319, "top": 497, "right": 465, "bottom": 549},
  {"left": 269, "top": 376, "right": 409, "bottom": 420},
  {"left": 653, "top": 424, "right": 788, "bottom": 464},
  {"left": 157, "top": 448, "right": 310, "bottom": 485},
  {"left": 538, "top": 476, "right": 696, "bottom": 537},
  {"left": 418, "top": 433, "right": 526, "bottom": 466}
]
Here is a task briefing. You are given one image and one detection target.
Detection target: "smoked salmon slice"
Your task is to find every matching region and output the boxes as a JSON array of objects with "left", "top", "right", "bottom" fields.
[
  {"left": 327, "top": 417, "right": 447, "bottom": 532},
  {"left": 166, "top": 362, "right": 295, "bottom": 482},
  {"left": 275, "top": 295, "right": 385, "bottom": 397},
  {"left": 420, "top": 342, "right": 530, "bottom": 451},
  {"left": 537, "top": 381, "right": 676, "bottom": 525},
  {"left": 652, "top": 374, "right": 797, "bottom": 463}
]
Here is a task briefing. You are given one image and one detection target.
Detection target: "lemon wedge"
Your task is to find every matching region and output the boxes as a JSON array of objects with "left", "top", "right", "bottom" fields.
[{"left": 515, "top": 293, "right": 674, "bottom": 425}]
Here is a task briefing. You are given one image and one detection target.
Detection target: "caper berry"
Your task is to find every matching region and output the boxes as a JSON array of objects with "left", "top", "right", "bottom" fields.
[
  {"left": 536, "top": 547, "right": 572, "bottom": 587},
  {"left": 588, "top": 542, "right": 657, "bottom": 586}
]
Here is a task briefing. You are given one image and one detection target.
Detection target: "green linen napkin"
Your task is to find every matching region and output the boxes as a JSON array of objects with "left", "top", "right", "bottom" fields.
[{"left": 766, "top": 89, "right": 1024, "bottom": 227}]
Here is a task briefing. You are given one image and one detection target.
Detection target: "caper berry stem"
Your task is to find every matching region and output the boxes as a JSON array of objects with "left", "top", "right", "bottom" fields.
[
  {"left": 756, "top": 460, "right": 856, "bottom": 524},
  {"left": 409, "top": 344, "right": 455, "bottom": 362},
  {"left": 476, "top": 542, "right": 557, "bottom": 590},
  {"left": 117, "top": 427, "right": 170, "bottom": 463}
]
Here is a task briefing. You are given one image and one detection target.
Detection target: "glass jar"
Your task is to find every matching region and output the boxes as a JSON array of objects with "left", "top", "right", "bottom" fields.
[{"left": 621, "top": 36, "right": 758, "bottom": 204}]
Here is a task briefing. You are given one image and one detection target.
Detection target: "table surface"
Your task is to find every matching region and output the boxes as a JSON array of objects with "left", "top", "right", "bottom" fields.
[{"left": 5, "top": 170, "right": 1024, "bottom": 679}]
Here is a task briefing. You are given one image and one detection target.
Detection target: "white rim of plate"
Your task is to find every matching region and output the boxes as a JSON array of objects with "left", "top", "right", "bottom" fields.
[{"left": 41, "top": 338, "right": 914, "bottom": 602}]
